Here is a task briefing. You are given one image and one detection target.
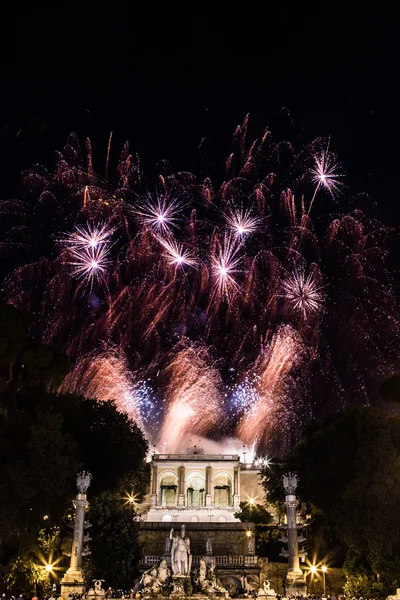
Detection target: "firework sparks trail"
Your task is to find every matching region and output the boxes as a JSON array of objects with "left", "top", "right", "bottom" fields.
[
  {"left": 61, "top": 349, "right": 159, "bottom": 436},
  {"left": 159, "top": 343, "right": 223, "bottom": 452},
  {"left": 307, "top": 148, "right": 344, "bottom": 214},
  {"left": 0, "top": 121, "right": 398, "bottom": 456},
  {"left": 158, "top": 236, "right": 197, "bottom": 268},
  {"left": 236, "top": 325, "right": 308, "bottom": 454},
  {"left": 211, "top": 234, "right": 242, "bottom": 300}
]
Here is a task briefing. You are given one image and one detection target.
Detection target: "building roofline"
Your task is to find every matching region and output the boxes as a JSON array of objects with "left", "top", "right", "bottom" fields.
[{"left": 152, "top": 453, "right": 241, "bottom": 461}]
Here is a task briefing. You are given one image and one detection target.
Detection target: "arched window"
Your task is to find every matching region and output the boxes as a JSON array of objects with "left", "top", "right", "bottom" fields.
[
  {"left": 159, "top": 473, "right": 178, "bottom": 507},
  {"left": 217, "top": 515, "right": 227, "bottom": 522},
  {"left": 186, "top": 472, "right": 205, "bottom": 507},
  {"left": 213, "top": 472, "right": 232, "bottom": 507}
]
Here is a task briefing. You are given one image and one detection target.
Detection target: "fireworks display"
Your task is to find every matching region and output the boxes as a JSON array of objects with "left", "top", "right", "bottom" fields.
[{"left": 0, "top": 119, "right": 398, "bottom": 456}]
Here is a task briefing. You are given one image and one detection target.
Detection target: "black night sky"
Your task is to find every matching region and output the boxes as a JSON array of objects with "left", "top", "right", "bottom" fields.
[{"left": 1, "top": 8, "right": 399, "bottom": 225}]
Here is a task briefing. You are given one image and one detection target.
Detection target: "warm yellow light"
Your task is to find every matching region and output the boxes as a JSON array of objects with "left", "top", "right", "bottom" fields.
[
  {"left": 45, "top": 564, "right": 53, "bottom": 573},
  {"left": 246, "top": 530, "right": 252, "bottom": 537},
  {"left": 43, "top": 515, "right": 49, "bottom": 520},
  {"left": 310, "top": 565, "right": 317, "bottom": 574},
  {"left": 321, "top": 565, "right": 327, "bottom": 573},
  {"left": 124, "top": 491, "right": 138, "bottom": 506},
  {"left": 249, "top": 498, "right": 255, "bottom": 506}
]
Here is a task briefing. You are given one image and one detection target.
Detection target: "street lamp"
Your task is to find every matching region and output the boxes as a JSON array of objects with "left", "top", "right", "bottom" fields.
[
  {"left": 307, "top": 565, "right": 317, "bottom": 594},
  {"left": 321, "top": 565, "right": 327, "bottom": 596}
]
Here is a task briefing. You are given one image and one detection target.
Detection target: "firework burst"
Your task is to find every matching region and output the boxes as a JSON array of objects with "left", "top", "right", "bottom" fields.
[
  {"left": 137, "top": 194, "right": 183, "bottom": 233},
  {"left": 158, "top": 236, "right": 197, "bottom": 268},
  {"left": 282, "top": 266, "right": 324, "bottom": 319},
  {"left": 69, "top": 245, "right": 111, "bottom": 285},
  {"left": 211, "top": 234, "right": 242, "bottom": 300},
  {"left": 1, "top": 119, "right": 398, "bottom": 456},
  {"left": 225, "top": 207, "right": 259, "bottom": 239}
]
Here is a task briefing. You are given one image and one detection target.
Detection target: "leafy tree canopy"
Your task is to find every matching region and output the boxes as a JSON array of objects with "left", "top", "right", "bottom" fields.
[
  {"left": 89, "top": 491, "right": 142, "bottom": 589},
  {"left": 0, "top": 301, "right": 149, "bottom": 594},
  {"left": 262, "top": 407, "right": 400, "bottom": 597}
]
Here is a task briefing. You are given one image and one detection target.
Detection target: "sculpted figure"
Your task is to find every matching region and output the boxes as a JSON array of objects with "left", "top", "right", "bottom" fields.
[
  {"left": 157, "top": 558, "right": 170, "bottom": 584},
  {"left": 199, "top": 557, "right": 207, "bottom": 585},
  {"left": 170, "top": 525, "right": 191, "bottom": 575}
]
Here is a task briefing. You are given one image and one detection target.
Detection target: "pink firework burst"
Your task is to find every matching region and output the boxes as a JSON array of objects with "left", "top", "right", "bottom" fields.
[
  {"left": 282, "top": 267, "right": 324, "bottom": 319},
  {"left": 225, "top": 207, "right": 259, "bottom": 239},
  {"left": 69, "top": 244, "right": 111, "bottom": 286},
  {"left": 137, "top": 195, "right": 183, "bottom": 233},
  {"left": 211, "top": 234, "right": 242, "bottom": 300},
  {"left": 158, "top": 236, "right": 197, "bottom": 268},
  {"left": 64, "top": 222, "right": 115, "bottom": 251}
]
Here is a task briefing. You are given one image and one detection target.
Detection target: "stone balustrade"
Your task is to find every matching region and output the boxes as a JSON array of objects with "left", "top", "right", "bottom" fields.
[{"left": 140, "top": 554, "right": 258, "bottom": 567}]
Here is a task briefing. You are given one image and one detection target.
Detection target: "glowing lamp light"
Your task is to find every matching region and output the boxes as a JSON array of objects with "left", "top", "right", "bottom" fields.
[
  {"left": 321, "top": 565, "right": 327, "bottom": 573},
  {"left": 124, "top": 491, "right": 138, "bottom": 506},
  {"left": 249, "top": 498, "right": 255, "bottom": 506},
  {"left": 45, "top": 564, "right": 53, "bottom": 573},
  {"left": 309, "top": 565, "right": 317, "bottom": 574},
  {"left": 246, "top": 530, "right": 252, "bottom": 538}
]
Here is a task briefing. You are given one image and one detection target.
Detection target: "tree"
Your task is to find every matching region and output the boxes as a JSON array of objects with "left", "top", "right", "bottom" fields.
[
  {"left": 89, "top": 491, "right": 142, "bottom": 589},
  {"left": 0, "top": 302, "right": 149, "bottom": 594},
  {"left": 0, "top": 401, "right": 79, "bottom": 548},
  {"left": 234, "top": 501, "right": 273, "bottom": 525},
  {"left": 261, "top": 407, "right": 400, "bottom": 596},
  {"left": 235, "top": 501, "right": 274, "bottom": 556}
]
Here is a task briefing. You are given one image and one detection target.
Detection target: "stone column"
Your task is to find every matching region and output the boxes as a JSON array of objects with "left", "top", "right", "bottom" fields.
[
  {"left": 178, "top": 466, "right": 185, "bottom": 506},
  {"left": 205, "top": 466, "right": 212, "bottom": 506},
  {"left": 286, "top": 494, "right": 300, "bottom": 572},
  {"left": 61, "top": 472, "right": 92, "bottom": 600},
  {"left": 151, "top": 463, "right": 158, "bottom": 507},
  {"left": 233, "top": 465, "right": 240, "bottom": 508},
  {"left": 280, "top": 473, "right": 307, "bottom": 597}
]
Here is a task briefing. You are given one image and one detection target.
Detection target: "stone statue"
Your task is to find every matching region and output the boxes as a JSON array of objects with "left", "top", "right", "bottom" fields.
[
  {"left": 282, "top": 472, "right": 297, "bottom": 495},
  {"left": 157, "top": 559, "right": 170, "bottom": 584},
  {"left": 93, "top": 581, "right": 105, "bottom": 595},
  {"left": 263, "top": 580, "right": 271, "bottom": 592},
  {"left": 199, "top": 557, "right": 207, "bottom": 585},
  {"left": 164, "top": 534, "right": 171, "bottom": 554},
  {"left": 248, "top": 535, "right": 254, "bottom": 553},
  {"left": 205, "top": 534, "right": 213, "bottom": 554},
  {"left": 140, "top": 558, "right": 171, "bottom": 593},
  {"left": 76, "top": 471, "right": 92, "bottom": 494},
  {"left": 241, "top": 576, "right": 253, "bottom": 594},
  {"left": 208, "top": 556, "right": 216, "bottom": 580},
  {"left": 257, "top": 580, "right": 276, "bottom": 598},
  {"left": 170, "top": 525, "right": 191, "bottom": 576},
  {"left": 141, "top": 568, "right": 161, "bottom": 593}
]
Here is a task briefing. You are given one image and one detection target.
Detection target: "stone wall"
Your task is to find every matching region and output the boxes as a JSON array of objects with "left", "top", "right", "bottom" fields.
[{"left": 139, "top": 522, "right": 254, "bottom": 557}]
